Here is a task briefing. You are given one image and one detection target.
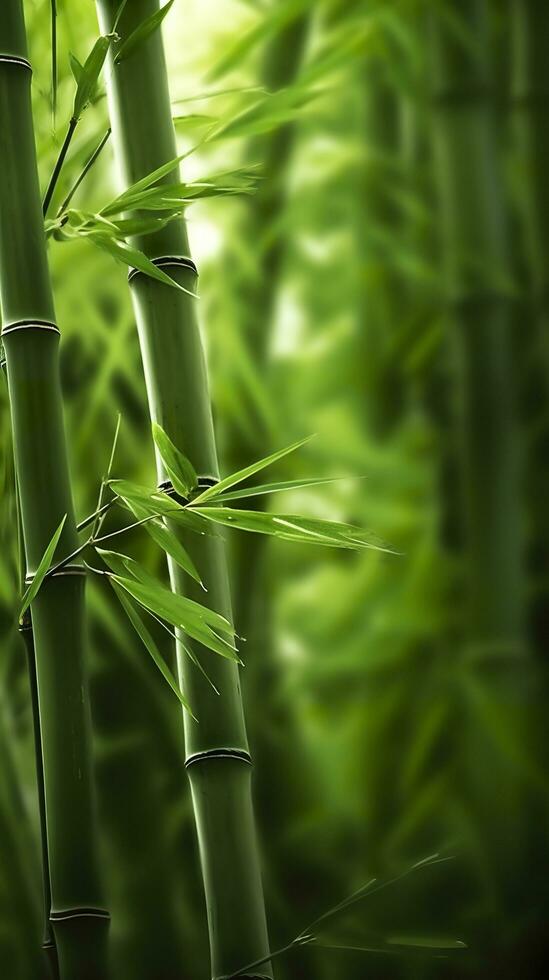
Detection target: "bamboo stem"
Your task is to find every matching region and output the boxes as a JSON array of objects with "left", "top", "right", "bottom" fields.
[
  {"left": 0, "top": 4, "right": 109, "bottom": 977},
  {"left": 95, "top": 2, "right": 272, "bottom": 976},
  {"left": 430, "top": 0, "right": 523, "bottom": 647}
]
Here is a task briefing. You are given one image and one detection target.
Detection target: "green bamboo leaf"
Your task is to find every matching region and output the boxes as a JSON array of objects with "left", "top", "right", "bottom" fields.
[
  {"left": 152, "top": 423, "right": 197, "bottom": 497},
  {"left": 110, "top": 479, "right": 215, "bottom": 536},
  {"left": 114, "top": 0, "right": 176, "bottom": 64},
  {"left": 19, "top": 515, "right": 67, "bottom": 622},
  {"left": 50, "top": 0, "right": 57, "bottom": 123},
  {"left": 91, "top": 235, "right": 199, "bottom": 297},
  {"left": 69, "top": 52, "right": 83, "bottom": 85},
  {"left": 100, "top": 153, "right": 187, "bottom": 216},
  {"left": 192, "top": 507, "right": 394, "bottom": 553},
  {"left": 190, "top": 435, "right": 314, "bottom": 504},
  {"left": 125, "top": 497, "right": 205, "bottom": 588},
  {"left": 110, "top": 479, "right": 184, "bottom": 517},
  {"left": 385, "top": 936, "right": 466, "bottom": 950},
  {"left": 213, "top": 476, "right": 350, "bottom": 503},
  {"left": 110, "top": 579, "right": 195, "bottom": 716},
  {"left": 207, "top": 0, "right": 310, "bottom": 82},
  {"left": 95, "top": 547, "right": 158, "bottom": 586},
  {"left": 213, "top": 88, "right": 317, "bottom": 141},
  {"left": 112, "top": 575, "right": 239, "bottom": 662},
  {"left": 73, "top": 36, "right": 111, "bottom": 120},
  {"left": 102, "top": 167, "right": 258, "bottom": 215}
]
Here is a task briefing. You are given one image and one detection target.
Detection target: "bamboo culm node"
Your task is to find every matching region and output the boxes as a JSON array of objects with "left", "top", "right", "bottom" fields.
[{"left": 128, "top": 254, "right": 198, "bottom": 283}]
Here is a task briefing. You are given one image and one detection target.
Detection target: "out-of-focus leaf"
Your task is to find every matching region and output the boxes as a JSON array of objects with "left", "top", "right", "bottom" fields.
[
  {"left": 19, "top": 515, "right": 67, "bottom": 622},
  {"left": 114, "top": 0, "right": 176, "bottom": 64},
  {"left": 111, "top": 578, "right": 194, "bottom": 715},
  {"left": 152, "top": 423, "right": 198, "bottom": 497},
  {"left": 213, "top": 87, "right": 317, "bottom": 140},
  {"left": 207, "top": 0, "right": 311, "bottom": 81}
]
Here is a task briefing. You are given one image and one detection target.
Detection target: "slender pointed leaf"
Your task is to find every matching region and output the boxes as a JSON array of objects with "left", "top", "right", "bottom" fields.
[
  {"left": 190, "top": 435, "right": 314, "bottom": 504},
  {"left": 91, "top": 235, "right": 199, "bottom": 297},
  {"left": 111, "top": 576, "right": 239, "bottom": 661},
  {"left": 152, "top": 422, "right": 197, "bottom": 497},
  {"left": 115, "top": 0, "right": 176, "bottom": 64},
  {"left": 73, "top": 36, "right": 111, "bottom": 120},
  {"left": 111, "top": 579, "right": 194, "bottom": 715},
  {"left": 19, "top": 516, "right": 67, "bottom": 622}
]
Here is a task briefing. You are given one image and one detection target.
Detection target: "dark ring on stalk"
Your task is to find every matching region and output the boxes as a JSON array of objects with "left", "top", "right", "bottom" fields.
[
  {"left": 185, "top": 748, "right": 253, "bottom": 769},
  {"left": 0, "top": 55, "right": 32, "bottom": 73},
  {"left": 159, "top": 475, "right": 218, "bottom": 505},
  {"left": 128, "top": 255, "right": 198, "bottom": 284},
  {"left": 50, "top": 907, "right": 111, "bottom": 922},
  {"left": 25, "top": 563, "right": 86, "bottom": 585},
  {"left": 1, "top": 319, "right": 60, "bottom": 337}
]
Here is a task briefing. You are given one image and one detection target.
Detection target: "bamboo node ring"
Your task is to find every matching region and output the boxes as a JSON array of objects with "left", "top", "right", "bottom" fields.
[
  {"left": 50, "top": 907, "right": 111, "bottom": 923},
  {"left": 128, "top": 255, "right": 198, "bottom": 284},
  {"left": 158, "top": 475, "right": 218, "bottom": 504},
  {"left": 1, "top": 319, "right": 60, "bottom": 337},
  {"left": 25, "top": 563, "right": 86, "bottom": 585},
  {"left": 0, "top": 54, "right": 32, "bottom": 72},
  {"left": 185, "top": 748, "right": 253, "bottom": 770}
]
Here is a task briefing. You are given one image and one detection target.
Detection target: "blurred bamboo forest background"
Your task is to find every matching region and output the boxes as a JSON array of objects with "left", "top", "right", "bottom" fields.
[{"left": 1, "top": 0, "right": 549, "bottom": 977}]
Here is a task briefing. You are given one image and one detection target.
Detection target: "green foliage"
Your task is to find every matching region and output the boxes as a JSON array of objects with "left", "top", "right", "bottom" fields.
[
  {"left": 2, "top": 0, "right": 549, "bottom": 977},
  {"left": 114, "top": 0, "right": 176, "bottom": 64},
  {"left": 18, "top": 515, "right": 67, "bottom": 622}
]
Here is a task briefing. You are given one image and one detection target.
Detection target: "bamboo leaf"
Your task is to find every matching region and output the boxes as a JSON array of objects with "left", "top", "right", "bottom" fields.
[
  {"left": 213, "top": 476, "right": 351, "bottom": 503},
  {"left": 100, "top": 153, "right": 187, "bottom": 216},
  {"left": 122, "top": 495, "right": 205, "bottom": 588},
  {"left": 115, "top": 0, "right": 176, "bottom": 64},
  {"left": 69, "top": 52, "right": 83, "bottom": 85},
  {"left": 109, "top": 479, "right": 184, "bottom": 518},
  {"left": 50, "top": 0, "right": 57, "bottom": 124},
  {"left": 143, "top": 519, "right": 205, "bottom": 589},
  {"left": 19, "top": 516, "right": 67, "bottom": 622},
  {"left": 152, "top": 422, "right": 197, "bottom": 497},
  {"left": 110, "top": 578, "right": 195, "bottom": 715},
  {"left": 110, "top": 479, "right": 215, "bottom": 536},
  {"left": 91, "top": 235, "right": 199, "bottom": 297},
  {"left": 112, "top": 575, "right": 239, "bottom": 662},
  {"left": 190, "top": 435, "right": 314, "bottom": 504},
  {"left": 96, "top": 548, "right": 160, "bottom": 587},
  {"left": 73, "top": 36, "right": 111, "bottom": 120},
  {"left": 385, "top": 936, "right": 466, "bottom": 950},
  {"left": 101, "top": 167, "right": 258, "bottom": 216},
  {"left": 192, "top": 507, "right": 391, "bottom": 551}
]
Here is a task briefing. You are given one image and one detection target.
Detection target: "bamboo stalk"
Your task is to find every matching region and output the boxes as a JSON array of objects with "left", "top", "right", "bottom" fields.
[
  {"left": 430, "top": 0, "right": 523, "bottom": 647},
  {"left": 0, "top": 4, "right": 109, "bottom": 978},
  {"left": 509, "top": 0, "right": 549, "bottom": 652},
  {"left": 95, "top": 2, "right": 272, "bottom": 977}
]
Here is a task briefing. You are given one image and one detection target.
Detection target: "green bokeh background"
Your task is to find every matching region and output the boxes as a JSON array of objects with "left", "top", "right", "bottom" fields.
[{"left": 1, "top": 1, "right": 548, "bottom": 977}]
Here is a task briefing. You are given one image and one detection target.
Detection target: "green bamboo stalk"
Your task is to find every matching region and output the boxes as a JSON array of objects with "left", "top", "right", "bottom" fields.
[
  {"left": 430, "top": 0, "right": 523, "bottom": 648},
  {"left": 509, "top": 0, "right": 549, "bottom": 652},
  {"left": 0, "top": 4, "right": 109, "bottom": 978},
  {"left": 95, "top": 2, "right": 272, "bottom": 977}
]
